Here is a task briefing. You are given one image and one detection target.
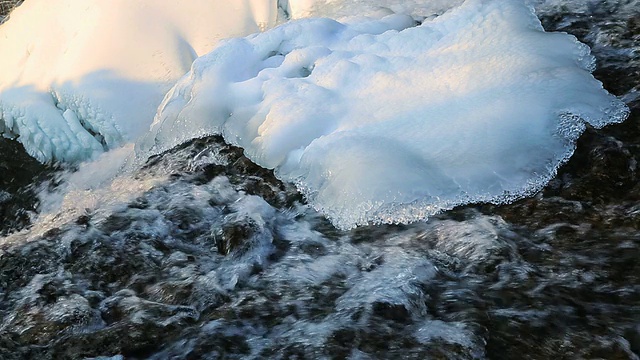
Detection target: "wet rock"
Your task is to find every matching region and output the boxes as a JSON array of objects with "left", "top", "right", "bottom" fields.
[
  {"left": 0, "top": 0, "right": 21, "bottom": 18},
  {"left": 100, "top": 290, "right": 199, "bottom": 328},
  {"left": 552, "top": 130, "right": 639, "bottom": 204},
  {"left": 326, "top": 328, "right": 357, "bottom": 359},
  {"left": 371, "top": 301, "right": 412, "bottom": 324},
  {"left": 0, "top": 138, "right": 57, "bottom": 235},
  {"left": 624, "top": 325, "right": 640, "bottom": 355},
  {"left": 216, "top": 221, "right": 256, "bottom": 256}
]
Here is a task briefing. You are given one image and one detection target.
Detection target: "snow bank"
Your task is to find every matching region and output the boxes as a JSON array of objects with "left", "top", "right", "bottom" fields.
[
  {"left": 138, "top": 0, "right": 628, "bottom": 229},
  {"left": 0, "top": 0, "right": 279, "bottom": 162}
]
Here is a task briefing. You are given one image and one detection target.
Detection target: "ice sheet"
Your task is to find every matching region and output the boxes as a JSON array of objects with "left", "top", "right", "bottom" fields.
[{"left": 139, "top": 0, "right": 628, "bottom": 229}]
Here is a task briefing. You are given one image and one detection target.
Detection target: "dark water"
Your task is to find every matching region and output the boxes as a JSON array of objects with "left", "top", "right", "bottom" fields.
[{"left": 0, "top": 2, "right": 639, "bottom": 359}]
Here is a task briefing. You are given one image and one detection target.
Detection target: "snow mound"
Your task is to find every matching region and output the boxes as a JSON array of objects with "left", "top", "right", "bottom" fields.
[
  {"left": 138, "top": 0, "right": 628, "bottom": 229},
  {"left": 0, "top": 0, "right": 279, "bottom": 163}
]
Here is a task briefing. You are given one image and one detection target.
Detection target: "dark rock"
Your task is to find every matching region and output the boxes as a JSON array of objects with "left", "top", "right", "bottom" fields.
[
  {"left": 371, "top": 301, "right": 412, "bottom": 324},
  {"left": 216, "top": 221, "right": 255, "bottom": 256},
  {"left": 0, "top": 138, "right": 58, "bottom": 235},
  {"left": 0, "top": 0, "right": 21, "bottom": 17},
  {"left": 624, "top": 325, "right": 640, "bottom": 355}
]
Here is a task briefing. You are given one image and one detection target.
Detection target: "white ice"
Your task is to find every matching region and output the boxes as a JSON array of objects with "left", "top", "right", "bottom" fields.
[
  {"left": 0, "top": 0, "right": 280, "bottom": 163},
  {"left": 138, "top": 0, "right": 628, "bottom": 229},
  {"left": 283, "top": 0, "right": 463, "bottom": 20},
  {"left": 0, "top": 0, "right": 630, "bottom": 229}
]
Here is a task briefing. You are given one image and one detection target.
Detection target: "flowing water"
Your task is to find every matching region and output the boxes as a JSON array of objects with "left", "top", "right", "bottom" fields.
[{"left": 0, "top": 1, "right": 639, "bottom": 359}]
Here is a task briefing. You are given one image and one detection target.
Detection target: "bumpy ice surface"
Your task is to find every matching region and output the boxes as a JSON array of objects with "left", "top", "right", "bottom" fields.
[
  {"left": 0, "top": 0, "right": 279, "bottom": 162},
  {"left": 138, "top": 0, "right": 628, "bottom": 229}
]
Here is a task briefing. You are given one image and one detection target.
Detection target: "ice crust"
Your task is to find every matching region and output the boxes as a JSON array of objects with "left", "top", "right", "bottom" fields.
[
  {"left": 0, "top": 0, "right": 279, "bottom": 162},
  {"left": 139, "top": 0, "right": 628, "bottom": 229}
]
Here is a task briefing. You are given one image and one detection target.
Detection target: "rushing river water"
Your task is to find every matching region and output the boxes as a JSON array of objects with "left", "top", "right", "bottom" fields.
[{"left": 1, "top": 1, "right": 639, "bottom": 359}]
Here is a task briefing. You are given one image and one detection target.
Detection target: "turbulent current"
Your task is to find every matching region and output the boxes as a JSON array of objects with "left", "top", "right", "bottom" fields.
[{"left": 1, "top": 0, "right": 640, "bottom": 359}]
